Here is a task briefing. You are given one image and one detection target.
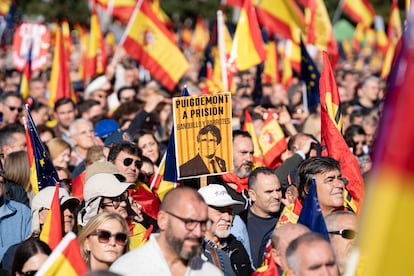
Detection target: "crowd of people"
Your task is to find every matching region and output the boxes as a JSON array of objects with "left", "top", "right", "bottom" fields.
[{"left": 0, "top": 9, "right": 386, "bottom": 275}]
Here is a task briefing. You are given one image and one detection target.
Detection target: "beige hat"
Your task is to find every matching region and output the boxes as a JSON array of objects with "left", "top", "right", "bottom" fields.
[
  {"left": 85, "top": 160, "right": 125, "bottom": 182},
  {"left": 31, "top": 186, "right": 80, "bottom": 234},
  {"left": 79, "top": 173, "right": 133, "bottom": 226}
]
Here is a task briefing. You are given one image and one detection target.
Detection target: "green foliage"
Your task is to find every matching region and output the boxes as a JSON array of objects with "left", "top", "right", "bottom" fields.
[{"left": 15, "top": 0, "right": 89, "bottom": 25}]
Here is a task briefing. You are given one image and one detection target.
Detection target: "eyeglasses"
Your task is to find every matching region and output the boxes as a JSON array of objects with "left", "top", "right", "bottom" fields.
[
  {"left": 20, "top": 271, "right": 37, "bottom": 276},
  {"left": 164, "top": 210, "right": 208, "bottom": 231},
  {"left": 6, "top": 105, "right": 23, "bottom": 113},
  {"left": 100, "top": 193, "right": 129, "bottom": 210},
  {"left": 328, "top": 229, "right": 357, "bottom": 239},
  {"left": 89, "top": 229, "right": 128, "bottom": 246},
  {"left": 118, "top": 157, "right": 143, "bottom": 169}
]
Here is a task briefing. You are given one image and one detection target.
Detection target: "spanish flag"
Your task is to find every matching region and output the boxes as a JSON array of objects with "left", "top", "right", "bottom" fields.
[
  {"left": 242, "top": 109, "right": 263, "bottom": 167},
  {"left": 121, "top": 0, "right": 189, "bottom": 91},
  {"left": 357, "top": 12, "right": 414, "bottom": 274},
  {"left": 36, "top": 232, "right": 88, "bottom": 275},
  {"left": 192, "top": 16, "right": 210, "bottom": 53},
  {"left": 256, "top": 0, "right": 305, "bottom": 43},
  {"left": 19, "top": 43, "right": 32, "bottom": 100},
  {"left": 40, "top": 184, "right": 62, "bottom": 250},
  {"left": 229, "top": 0, "right": 266, "bottom": 71},
  {"left": 48, "top": 27, "right": 76, "bottom": 107},
  {"left": 342, "top": 0, "right": 375, "bottom": 27},
  {"left": 95, "top": 0, "right": 136, "bottom": 24},
  {"left": 85, "top": 4, "right": 107, "bottom": 79},
  {"left": 263, "top": 40, "right": 280, "bottom": 85},
  {"left": 319, "top": 52, "right": 364, "bottom": 214},
  {"left": 258, "top": 110, "right": 287, "bottom": 169}
]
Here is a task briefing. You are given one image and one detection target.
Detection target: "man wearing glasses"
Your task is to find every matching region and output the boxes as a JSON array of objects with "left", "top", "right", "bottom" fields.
[
  {"left": 107, "top": 141, "right": 143, "bottom": 184},
  {"left": 325, "top": 211, "right": 358, "bottom": 275},
  {"left": 0, "top": 92, "right": 24, "bottom": 128},
  {"left": 111, "top": 187, "right": 222, "bottom": 275}
]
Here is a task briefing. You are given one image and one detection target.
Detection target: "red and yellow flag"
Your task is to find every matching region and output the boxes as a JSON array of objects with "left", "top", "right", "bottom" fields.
[
  {"left": 229, "top": 0, "right": 266, "bottom": 71},
  {"left": 48, "top": 27, "right": 76, "bottom": 107},
  {"left": 258, "top": 110, "right": 287, "bottom": 169},
  {"left": 192, "top": 16, "right": 210, "bottom": 53},
  {"left": 19, "top": 44, "right": 32, "bottom": 100},
  {"left": 73, "top": 24, "right": 89, "bottom": 81},
  {"left": 263, "top": 40, "right": 281, "bottom": 84},
  {"left": 40, "top": 184, "right": 62, "bottom": 250},
  {"left": 242, "top": 109, "right": 263, "bottom": 167},
  {"left": 358, "top": 14, "right": 414, "bottom": 274},
  {"left": 121, "top": 0, "right": 189, "bottom": 91},
  {"left": 304, "top": 0, "right": 338, "bottom": 67},
  {"left": 319, "top": 52, "right": 364, "bottom": 214},
  {"left": 342, "top": 0, "right": 375, "bottom": 27},
  {"left": 37, "top": 232, "right": 88, "bottom": 275},
  {"left": 95, "top": 0, "right": 136, "bottom": 24},
  {"left": 85, "top": 5, "right": 107, "bottom": 79},
  {"left": 256, "top": 0, "right": 305, "bottom": 43},
  {"left": 61, "top": 19, "right": 73, "bottom": 54}
]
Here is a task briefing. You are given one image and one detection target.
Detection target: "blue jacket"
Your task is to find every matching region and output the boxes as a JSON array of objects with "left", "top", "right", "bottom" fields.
[{"left": 0, "top": 196, "right": 32, "bottom": 261}]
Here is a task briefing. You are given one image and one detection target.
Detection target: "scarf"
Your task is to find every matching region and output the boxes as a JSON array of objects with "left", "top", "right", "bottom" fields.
[{"left": 221, "top": 172, "right": 249, "bottom": 193}]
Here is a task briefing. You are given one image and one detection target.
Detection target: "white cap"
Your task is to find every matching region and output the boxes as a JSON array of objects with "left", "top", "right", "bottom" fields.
[
  {"left": 84, "top": 75, "right": 108, "bottom": 99},
  {"left": 198, "top": 184, "right": 243, "bottom": 207}
]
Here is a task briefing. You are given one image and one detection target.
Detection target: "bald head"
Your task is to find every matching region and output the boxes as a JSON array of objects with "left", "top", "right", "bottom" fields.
[
  {"left": 161, "top": 187, "right": 207, "bottom": 213},
  {"left": 271, "top": 223, "right": 310, "bottom": 270}
]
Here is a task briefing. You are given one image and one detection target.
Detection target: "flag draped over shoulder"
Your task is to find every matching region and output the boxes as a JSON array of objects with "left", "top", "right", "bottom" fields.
[
  {"left": 48, "top": 26, "right": 76, "bottom": 107},
  {"left": 319, "top": 52, "right": 364, "bottom": 214},
  {"left": 358, "top": 11, "right": 414, "bottom": 274},
  {"left": 40, "top": 184, "right": 62, "bottom": 250},
  {"left": 342, "top": 0, "right": 375, "bottom": 27},
  {"left": 229, "top": 0, "right": 266, "bottom": 71},
  {"left": 297, "top": 179, "right": 330, "bottom": 241},
  {"left": 19, "top": 43, "right": 32, "bottom": 100},
  {"left": 25, "top": 106, "right": 59, "bottom": 194},
  {"left": 120, "top": 0, "right": 189, "bottom": 91},
  {"left": 300, "top": 39, "right": 320, "bottom": 113},
  {"left": 36, "top": 232, "right": 88, "bottom": 276}
]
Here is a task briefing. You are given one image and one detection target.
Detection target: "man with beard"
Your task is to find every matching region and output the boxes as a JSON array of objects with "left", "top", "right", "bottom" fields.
[
  {"left": 198, "top": 184, "right": 253, "bottom": 276},
  {"left": 110, "top": 187, "right": 222, "bottom": 276},
  {"left": 220, "top": 130, "right": 254, "bottom": 214}
]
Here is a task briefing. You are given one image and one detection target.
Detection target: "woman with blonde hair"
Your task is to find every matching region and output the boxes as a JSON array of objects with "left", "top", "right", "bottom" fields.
[
  {"left": 46, "top": 137, "right": 72, "bottom": 171},
  {"left": 78, "top": 212, "right": 130, "bottom": 271}
]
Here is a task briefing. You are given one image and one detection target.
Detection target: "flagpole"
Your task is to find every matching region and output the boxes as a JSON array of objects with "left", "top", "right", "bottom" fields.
[
  {"left": 217, "top": 10, "right": 229, "bottom": 91},
  {"left": 332, "top": 0, "right": 344, "bottom": 25},
  {"left": 302, "top": 81, "right": 308, "bottom": 113}
]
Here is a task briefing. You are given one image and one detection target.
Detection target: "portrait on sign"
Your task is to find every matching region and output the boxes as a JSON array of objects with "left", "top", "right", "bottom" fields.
[{"left": 173, "top": 93, "right": 233, "bottom": 179}]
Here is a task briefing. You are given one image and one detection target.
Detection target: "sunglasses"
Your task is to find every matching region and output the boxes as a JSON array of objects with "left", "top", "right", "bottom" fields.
[
  {"left": 328, "top": 229, "right": 357, "bottom": 239},
  {"left": 7, "top": 105, "right": 23, "bottom": 113},
  {"left": 89, "top": 229, "right": 128, "bottom": 246},
  {"left": 20, "top": 271, "right": 37, "bottom": 276},
  {"left": 119, "top": 157, "right": 143, "bottom": 169},
  {"left": 100, "top": 193, "right": 129, "bottom": 210}
]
